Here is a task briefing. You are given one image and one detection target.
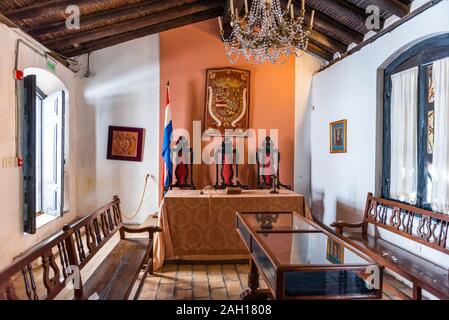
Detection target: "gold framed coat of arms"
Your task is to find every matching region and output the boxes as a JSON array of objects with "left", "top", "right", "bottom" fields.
[{"left": 204, "top": 68, "right": 250, "bottom": 135}]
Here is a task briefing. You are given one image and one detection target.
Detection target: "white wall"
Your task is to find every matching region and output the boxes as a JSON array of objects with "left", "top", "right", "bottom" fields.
[
  {"left": 311, "top": 0, "right": 449, "bottom": 273},
  {"left": 76, "top": 35, "right": 160, "bottom": 224},
  {"left": 294, "top": 53, "right": 324, "bottom": 203},
  {"left": 0, "top": 26, "right": 160, "bottom": 269},
  {"left": 0, "top": 24, "right": 78, "bottom": 269}
]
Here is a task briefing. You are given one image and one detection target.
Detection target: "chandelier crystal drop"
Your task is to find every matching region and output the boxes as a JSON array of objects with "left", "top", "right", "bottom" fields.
[{"left": 218, "top": 0, "right": 315, "bottom": 65}]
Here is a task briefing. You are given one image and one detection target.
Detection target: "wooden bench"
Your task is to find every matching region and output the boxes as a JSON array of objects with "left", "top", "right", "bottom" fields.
[
  {"left": 0, "top": 196, "right": 161, "bottom": 300},
  {"left": 331, "top": 192, "right": 449, "bottom": 300}
]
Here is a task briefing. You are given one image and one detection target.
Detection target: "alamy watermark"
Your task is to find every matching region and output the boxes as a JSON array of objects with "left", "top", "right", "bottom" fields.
[
  {"left": 65, "top": 5, "right": 80, "bottom": 30},
  {"left": 64, "top": 265, "right": 99, "bottom": 300},
  {"left": 365, "top": 265, "right": 381, "bottom": 290},
  {"left": 366, "top": 5, "right": 381, "bottom": 31},
  {"left": 64, "top": 265, "right": 81, "bottom": 290}
]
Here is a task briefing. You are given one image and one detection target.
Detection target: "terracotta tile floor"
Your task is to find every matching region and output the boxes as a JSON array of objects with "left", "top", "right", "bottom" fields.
[{"left": 137, "top": 263, "right": 412, "bottom": 300}]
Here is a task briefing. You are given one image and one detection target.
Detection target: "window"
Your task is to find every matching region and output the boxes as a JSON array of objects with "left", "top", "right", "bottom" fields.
[
  {"left": 22, "top": 74, "right": 66, "bottom": 234},
  {"left": 382, "top": 34, "right": 449, "bottom": 213}
]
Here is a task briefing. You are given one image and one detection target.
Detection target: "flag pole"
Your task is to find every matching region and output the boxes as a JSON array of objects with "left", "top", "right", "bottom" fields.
[{"left": 162, "top": 81, "right": 172, "bottom": 199}]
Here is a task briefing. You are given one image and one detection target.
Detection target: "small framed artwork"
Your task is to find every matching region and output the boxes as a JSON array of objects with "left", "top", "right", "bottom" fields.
[
  {"left": 326, "top": 238, "right": 345, "bottom": 264},
  {"left": 330, "top": 119, "right": 347, "bottom": 153},
  {"left": 107, "top": 126, "right": 145, "bottom": 162}
]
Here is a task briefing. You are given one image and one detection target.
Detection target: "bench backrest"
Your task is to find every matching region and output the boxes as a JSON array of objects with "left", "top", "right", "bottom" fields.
[
  {"left": 0, "top": 196, "right": 123, "bottom": 300},
  {"left": 363, "top": 193, "right": 449, "bottom": 256},
  {"left": 65, "top": 196, "right": 123, "bottom": 270}
]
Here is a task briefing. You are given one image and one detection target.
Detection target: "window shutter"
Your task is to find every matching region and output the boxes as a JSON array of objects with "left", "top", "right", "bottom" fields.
[
  {"left": 23, "top": 75, "right": 37, "bottom": 234},
  {"left": 41, "top": 90, "right": 65, "bottom": 217}
]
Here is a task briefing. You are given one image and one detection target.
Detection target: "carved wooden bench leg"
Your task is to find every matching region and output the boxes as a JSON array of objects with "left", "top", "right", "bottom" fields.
[
  {"left": 134, "top": 262, "right": 152, "bottom": 300},
  {"left": 148, "top": 257, "right": 154, "bottom": 276},
  {"left": 413, "top": 284, "right": 422, "bottom": 300}
]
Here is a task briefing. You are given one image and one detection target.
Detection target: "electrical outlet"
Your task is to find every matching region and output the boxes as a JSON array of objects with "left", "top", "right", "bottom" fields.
[{"left": 1, "top": 157, "right": 15, "bottom": 168}]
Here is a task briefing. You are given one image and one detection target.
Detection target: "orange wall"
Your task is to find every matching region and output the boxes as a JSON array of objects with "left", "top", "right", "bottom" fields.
[{"left": 160, "top": 19, "right": 295, "bottom": 190}]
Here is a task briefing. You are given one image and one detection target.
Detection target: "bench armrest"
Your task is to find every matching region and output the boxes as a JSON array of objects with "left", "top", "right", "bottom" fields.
[
  {"left": 120, "top": 225, "right": 162, "bottom": 239},
  {"left": 330, "top": 221, "right": 365, "bottom": 234}
]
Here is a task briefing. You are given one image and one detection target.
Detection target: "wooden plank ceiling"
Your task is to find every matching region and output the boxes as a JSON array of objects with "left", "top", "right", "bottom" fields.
[{"left": 0, "top": 0, "right": 412, "bottom": 61}]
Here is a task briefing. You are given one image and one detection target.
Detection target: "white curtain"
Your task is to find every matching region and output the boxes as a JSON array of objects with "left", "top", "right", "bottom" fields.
[
  {"left": 431, "top": 57, "right": 449, "bottom": 213},
  {"left": 390, "top": 67, "right": 418, "bottom": 204}
]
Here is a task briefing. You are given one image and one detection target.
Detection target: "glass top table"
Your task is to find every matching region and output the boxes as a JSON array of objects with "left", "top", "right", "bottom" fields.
[{"left": 236, "top": 211, "right": 383, "bottom": 300}]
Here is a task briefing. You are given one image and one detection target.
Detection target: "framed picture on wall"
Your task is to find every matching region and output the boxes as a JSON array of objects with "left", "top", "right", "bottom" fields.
[
  {"left": 330, "top": 119, "right": 347, "bottom": 153},
  {"left": 107, "top": 126, "right": 145, "bottom": 162},
  {"left": 204, "top": 68, "right": 250, "bottom": 136},
  {"left": 326, "top": 237, "right": 345, "bottom": 264}
]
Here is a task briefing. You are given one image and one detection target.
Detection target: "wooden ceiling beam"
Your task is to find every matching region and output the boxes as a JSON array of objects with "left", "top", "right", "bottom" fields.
[
  {"left": 302, "top": 9, "right": 364, "bottom": 45},
  {"left": 299, "top": 0, "right": 370, "bottom": 34},
  {"left": 43, "top": 0, "right": 224, "bottom": 50},
  {"left": 365, "top": 0, "right": 410, "bottom": 18},
  {"left": 5, "top": 0, "right": 94, "bottom": 21},
  {"left": 304, "top": 31, "right": 348, "bottom": 60},
  {"left": 58, "top": 13, "right": 335, "bottom": 61},
  {"left": 307, "top": 42, "right": 334, "bottom": 61},
  {"left": 0, "top": 12, "right": 17, "bottom": 28},
  {"left": 59, "top": 8, "right": 223, "bottom": 57},
  {"left": 275, "top": 1, "right": 364, "bottom": 45},
  {"left": 28, "top": 0, "right": 197, "bottom": 37},
  {"left": 310, "top": 30, "right": 347, "bottom": 54}
]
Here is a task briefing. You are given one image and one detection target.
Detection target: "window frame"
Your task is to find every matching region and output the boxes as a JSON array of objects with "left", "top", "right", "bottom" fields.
[
  {"left": 382, "top": 34, "right": 449, "bottom": 210},
  {"left": 35, "top": 87, "right": 46, "bottom": 216},
  {"left": 22, "top": 75, "right": 66, "bottom": 234}
]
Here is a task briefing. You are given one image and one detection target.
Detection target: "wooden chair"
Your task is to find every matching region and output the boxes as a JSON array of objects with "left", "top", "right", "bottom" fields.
[
  {"left": 331, "top": 192, "right": 449, "bottom": 300},
  {"left": 215, "top": 137, "right": 249, "bottom": 189},
  {"left": 165, "top": 136, "right": 195, "bottom": 191},
  {"left": 0, "top": 196, "right": 161, "bottom": 300},
  {"left": 256, "top": 136, "right": 291, "bottom": 190}
]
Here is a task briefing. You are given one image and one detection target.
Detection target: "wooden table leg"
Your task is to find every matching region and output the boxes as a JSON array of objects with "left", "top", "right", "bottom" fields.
[{"left": 240, "top": 257, "right": 268, "bottom": 300}]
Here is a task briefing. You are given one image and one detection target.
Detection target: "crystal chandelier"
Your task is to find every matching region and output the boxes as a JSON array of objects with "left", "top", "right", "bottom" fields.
[{"left": 218, "top": 0, "right": 315, "bottom": 65}]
